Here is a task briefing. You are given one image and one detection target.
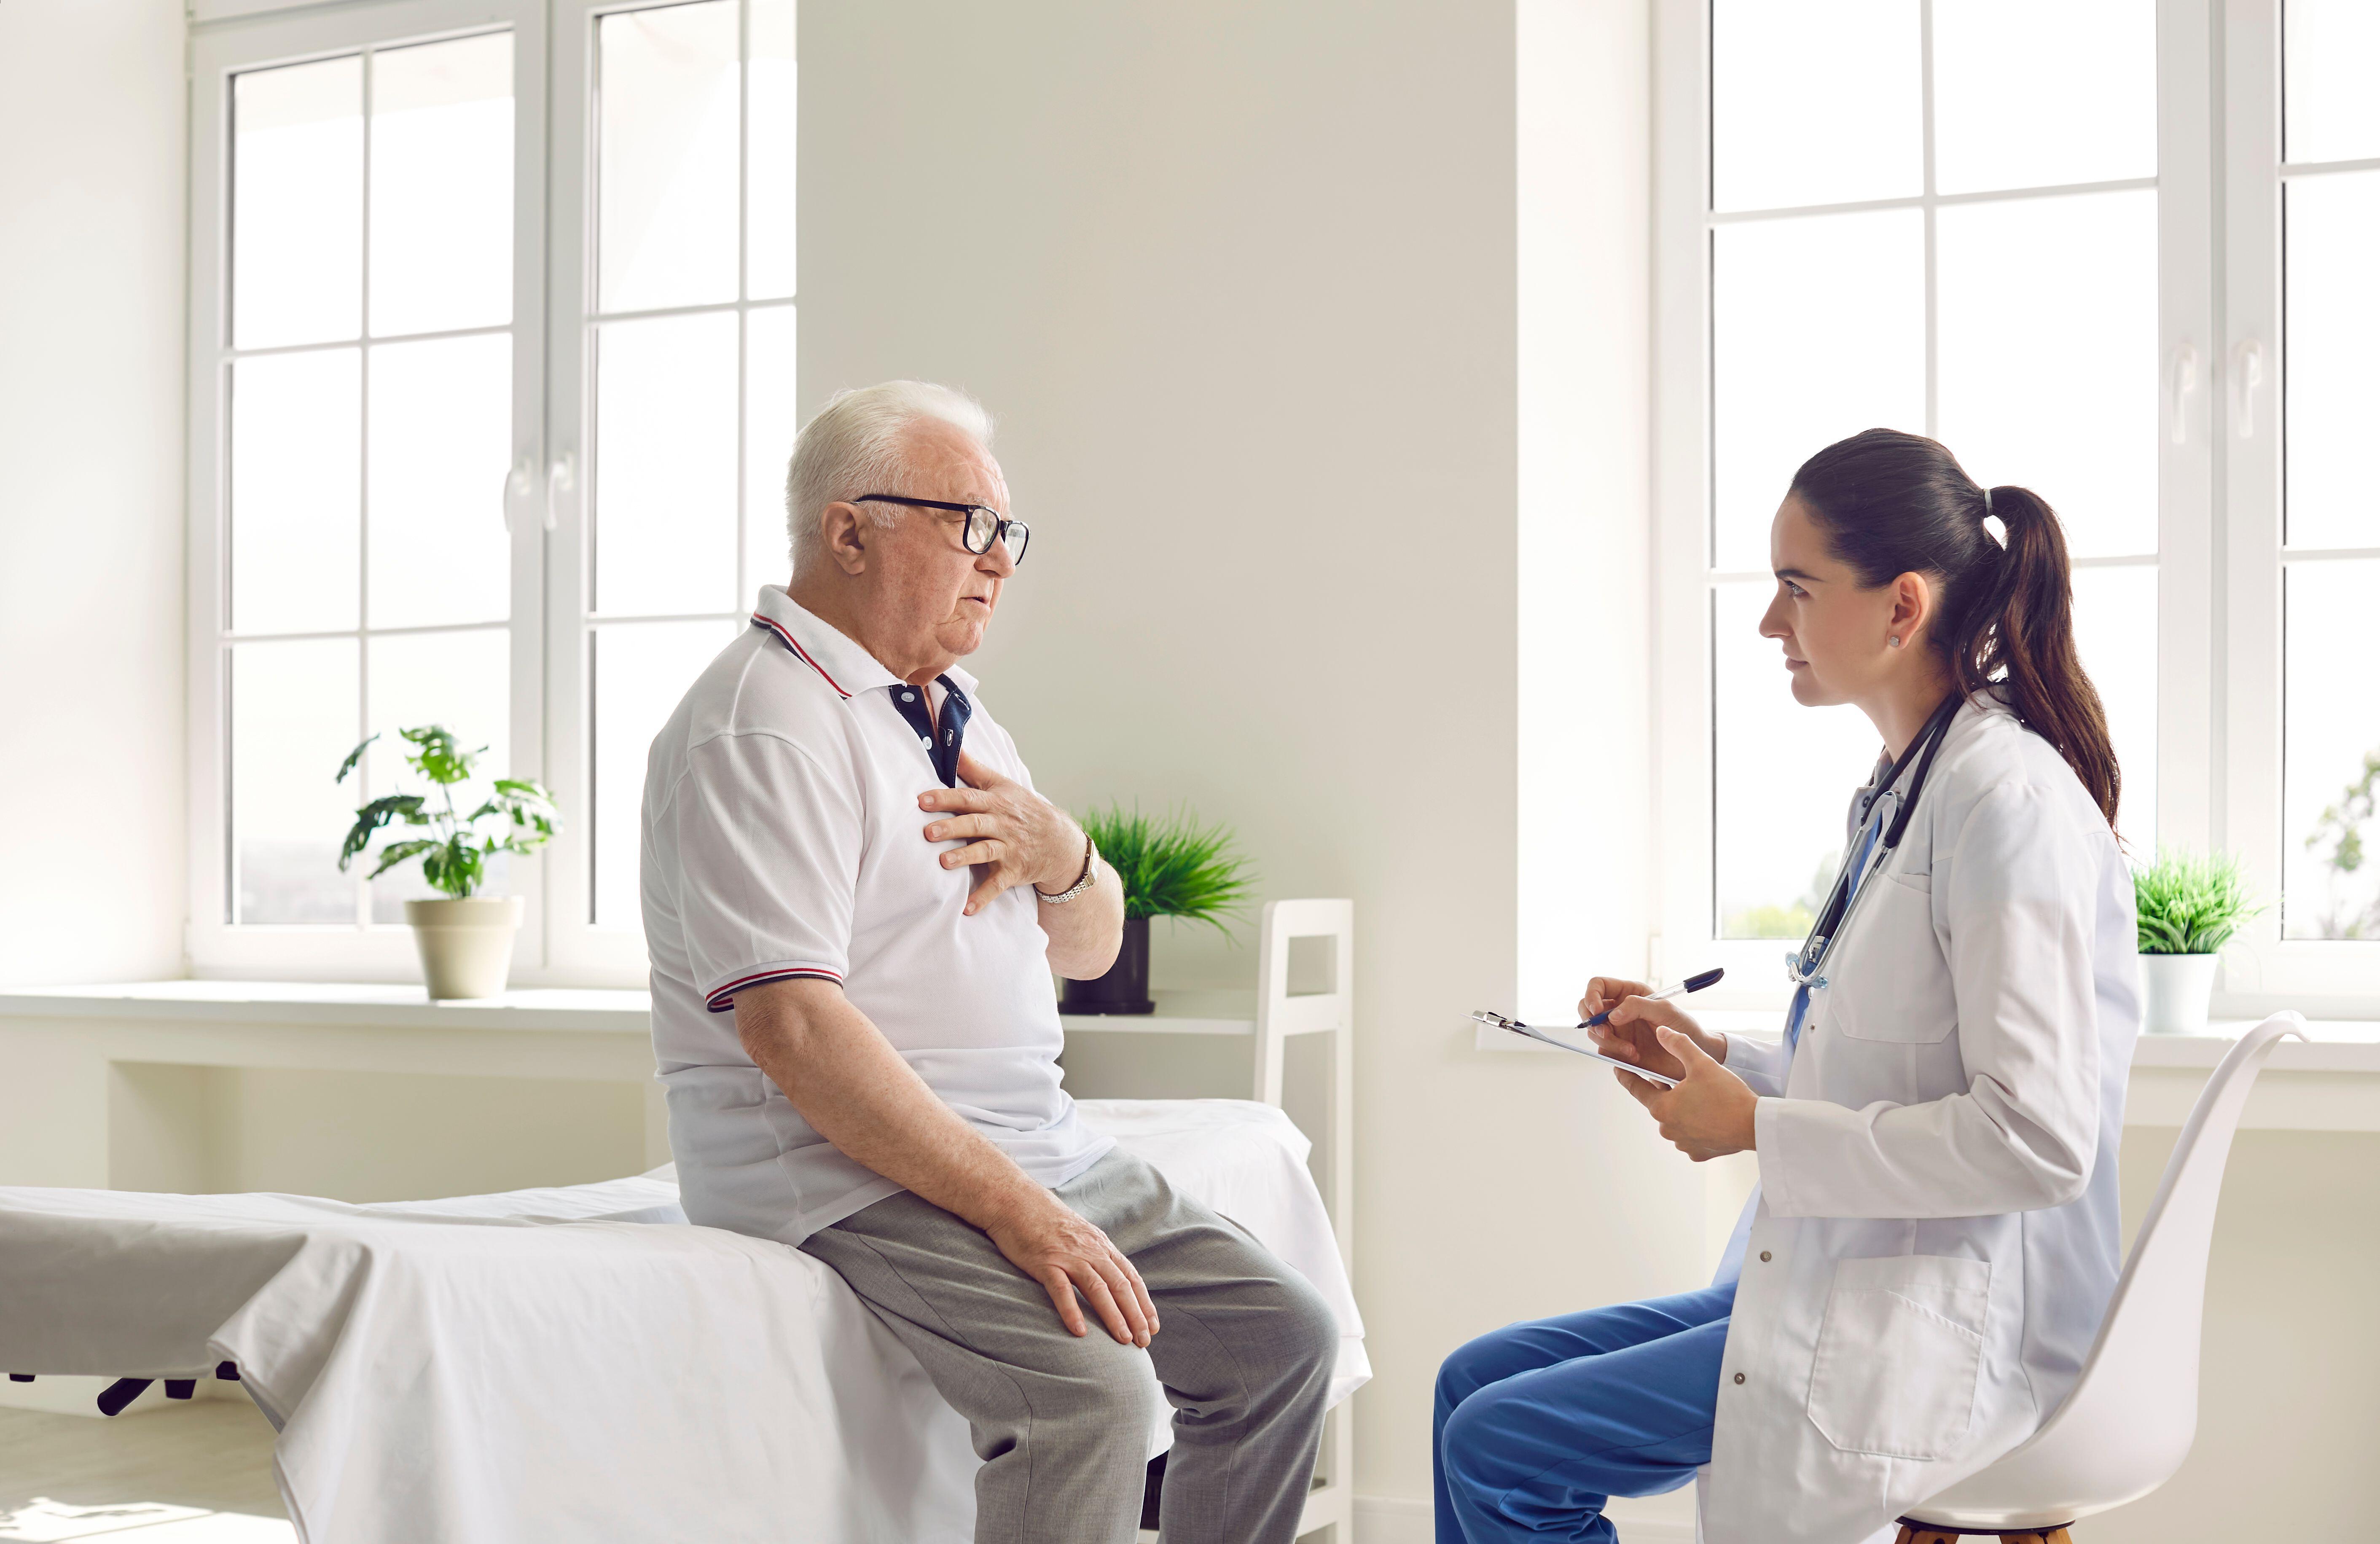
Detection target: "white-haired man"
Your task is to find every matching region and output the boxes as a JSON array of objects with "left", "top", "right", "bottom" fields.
[{"left": 639, "top": 381, "right": 1338, "bottom": 1544}]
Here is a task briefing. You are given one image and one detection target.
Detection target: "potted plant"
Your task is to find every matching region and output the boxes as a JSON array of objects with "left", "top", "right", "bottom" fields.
[
  {"left": 2133, "top": 847, "right": 2259, "bottom": 1034},
  {"left": 337, "top": 725, "right": 558, "bottom": 1000},
  {"left": 1060, "top": 805, "right": 1255, "bottom": 1015}
]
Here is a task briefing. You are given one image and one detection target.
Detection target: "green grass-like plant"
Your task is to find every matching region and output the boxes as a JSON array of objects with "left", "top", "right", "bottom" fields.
[
  {"left": 1080, "top": 803, "right": 1254, "bottom": 932},
  {"left": 336, "top": 725, "right": 557, "bottom": 900},
  {"left": 2133, "top": 846, "right": 2260, "bottom": 956}
]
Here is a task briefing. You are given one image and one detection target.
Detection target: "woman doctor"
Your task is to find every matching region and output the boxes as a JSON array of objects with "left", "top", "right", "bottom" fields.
[{"left": 1434, "top": 429, "right": 2141, "bottom": 1544}]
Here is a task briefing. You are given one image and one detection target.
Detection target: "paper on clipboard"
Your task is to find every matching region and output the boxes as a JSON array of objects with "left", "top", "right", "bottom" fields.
[{"left": 1471, "top": 1011, "right": 1682, "bottom": 1088}]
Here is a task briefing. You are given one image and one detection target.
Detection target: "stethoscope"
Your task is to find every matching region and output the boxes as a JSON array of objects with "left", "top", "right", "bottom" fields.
[{"left": 1784, "top": 692, "right": 1964, "bottom": 991}]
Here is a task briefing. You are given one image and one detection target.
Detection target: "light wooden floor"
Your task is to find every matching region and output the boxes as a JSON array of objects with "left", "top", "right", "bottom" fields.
[{"left": 0, "top": 1401, "right": 293, "bottom": 1541}]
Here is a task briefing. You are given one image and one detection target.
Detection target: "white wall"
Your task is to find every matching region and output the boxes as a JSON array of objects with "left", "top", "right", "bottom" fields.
[
  {"left": 2088, "top": 1126, "right": 2380, "bottom": 1541},
  {"left": 1516, "top": 0, "right": 1654, "bottom": 1024},
  {"left": 0, "top": 0, "right": 189, "bottom": 988},
  {"left": 109, "top": 1063, "right": 647, "bottom": 1203},
  {"left": 799, "top": 0, "right": 1695, "bottom": 1509}
]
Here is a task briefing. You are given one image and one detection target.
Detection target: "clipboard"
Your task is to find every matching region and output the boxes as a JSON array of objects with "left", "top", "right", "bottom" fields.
[{"left": 1472, "top": 1010, "right": 1682, "bottom": 1088}]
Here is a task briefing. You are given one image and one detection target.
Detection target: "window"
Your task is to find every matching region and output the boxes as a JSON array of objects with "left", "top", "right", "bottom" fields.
[
  {"left": 188, "top": 0, "right": 795, "bottom": 983},
  {"left": 1653, "top": 0, "right": 2377, "bottom": 1010},
  {"left": 547, "top": 0, "right": 799, "bottom": 963},
  {"left": 2227, "top": 0, "right": 2380, "bottom": 977}
]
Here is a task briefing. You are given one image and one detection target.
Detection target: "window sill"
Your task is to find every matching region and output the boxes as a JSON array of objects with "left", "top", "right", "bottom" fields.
[{"left": 0, "top": 980, "right": 652, "bottom": 1035}]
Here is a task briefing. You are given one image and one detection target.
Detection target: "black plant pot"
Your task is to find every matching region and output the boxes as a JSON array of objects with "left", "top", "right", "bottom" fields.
[{"left": 1060, "top": 914, "right": 1155, "bottom": 1014}]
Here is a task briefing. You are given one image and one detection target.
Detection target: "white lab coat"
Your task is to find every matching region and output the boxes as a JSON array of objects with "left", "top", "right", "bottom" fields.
[{"left": 1697, "top": 689, "right": 2140, "bottom": 1544}]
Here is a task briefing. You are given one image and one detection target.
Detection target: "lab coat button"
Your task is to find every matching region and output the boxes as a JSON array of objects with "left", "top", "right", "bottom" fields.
[
  {"left": 1759, "top": 1251, "right": 1772, "bottom": 1263},
  {"left": 1733, "top": 1372, "right": 1745, "bottom": 1385}
]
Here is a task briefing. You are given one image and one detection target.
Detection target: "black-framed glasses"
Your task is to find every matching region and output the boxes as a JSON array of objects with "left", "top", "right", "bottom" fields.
[{"left": 854, "top": 494, "right": 1031, "bottom": 565}]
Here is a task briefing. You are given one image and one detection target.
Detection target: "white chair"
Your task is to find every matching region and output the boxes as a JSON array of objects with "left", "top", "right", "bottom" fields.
[{"left": 1893, "top": 1010, "right": 2309, "bottom": 1544}]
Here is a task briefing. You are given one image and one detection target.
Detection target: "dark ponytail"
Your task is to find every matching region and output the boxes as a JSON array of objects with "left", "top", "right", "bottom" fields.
[{"left": 1789, "top": 428, "right": 2122, "bottom": 830}]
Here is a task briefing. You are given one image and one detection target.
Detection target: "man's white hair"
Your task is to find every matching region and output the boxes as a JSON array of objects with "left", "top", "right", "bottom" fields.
[{"left": 783, "top": 380, "right": 996, "bottom": 575}]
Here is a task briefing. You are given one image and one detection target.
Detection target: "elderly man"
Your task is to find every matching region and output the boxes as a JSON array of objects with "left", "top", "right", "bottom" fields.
[{"left": 639, "top": 381, "right": 1338, "bottom": 1544}]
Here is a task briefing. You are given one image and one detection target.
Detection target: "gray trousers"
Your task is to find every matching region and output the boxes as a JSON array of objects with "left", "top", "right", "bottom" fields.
[{"left": 800, "top": 1148, "right": 1338, "bottom": 1544}]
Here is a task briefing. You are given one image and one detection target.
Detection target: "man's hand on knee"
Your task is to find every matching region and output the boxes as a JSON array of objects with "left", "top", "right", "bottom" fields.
[{"left": 983, "top": 1190, "right": 1160, "bottom": 1348}]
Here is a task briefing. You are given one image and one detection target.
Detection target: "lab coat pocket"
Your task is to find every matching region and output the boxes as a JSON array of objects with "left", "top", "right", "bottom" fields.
[
  {"left": 1829, "top": 873, "right": 1955, "bottom": 1044},
  {"left": 1805, "top": 1254, "right": 1990, "bottom": 1461}
]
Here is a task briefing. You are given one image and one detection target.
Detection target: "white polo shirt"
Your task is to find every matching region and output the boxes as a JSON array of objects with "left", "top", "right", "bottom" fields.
[{"left": 639, "top": 585, "right": 1112, "bottom": 1245}]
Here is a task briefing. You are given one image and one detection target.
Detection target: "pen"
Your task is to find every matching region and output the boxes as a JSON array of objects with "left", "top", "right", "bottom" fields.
[{"left": 1579, "top": 967, "right": 1725, "bottom": 1029}]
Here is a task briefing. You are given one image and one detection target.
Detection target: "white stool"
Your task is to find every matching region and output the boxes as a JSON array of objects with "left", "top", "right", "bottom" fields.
[{"left": 1893, "top": 1011, "right": 2309, "bottom": 1543}]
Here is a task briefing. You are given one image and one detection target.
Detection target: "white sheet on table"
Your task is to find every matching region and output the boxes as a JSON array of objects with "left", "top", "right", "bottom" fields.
[{"left": 0, "top": 1098, "right": 1363, "bottom": 1544}]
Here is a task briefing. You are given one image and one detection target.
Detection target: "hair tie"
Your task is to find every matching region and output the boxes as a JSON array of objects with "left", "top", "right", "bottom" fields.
[{"left": 1980, "top": 487, "right": 2009, "bottom": 549}]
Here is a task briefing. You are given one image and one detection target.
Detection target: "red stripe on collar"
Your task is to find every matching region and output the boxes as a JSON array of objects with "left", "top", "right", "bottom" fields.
[{"left": 752, "top": 613, "right": 851, "bottom": 699}]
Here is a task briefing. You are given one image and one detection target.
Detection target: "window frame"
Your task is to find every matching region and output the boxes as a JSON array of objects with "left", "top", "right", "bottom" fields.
[
  {"left": 540, "top": 0, "right": 798, "bottom": 984},
  {"left": 2218, "top": 0, "right": 2380, "bottom": 1005},
  {"left": 1641, "top": 0, "right": 2377, "bottom": 1017},
  {"left": 186, "top": 0, "right": 552, "bottom": 982},
  {"left": 188, "top": 0, "right": 794, "bottom": 988}
]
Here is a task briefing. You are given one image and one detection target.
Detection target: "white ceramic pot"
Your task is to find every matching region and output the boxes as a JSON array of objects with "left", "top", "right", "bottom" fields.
[
  {"left": 2139, "top": 952, "right": 2219, "bottom": 1035},
  {"left": 403, "top": 896, "right": 524, "bottom": 1000}
]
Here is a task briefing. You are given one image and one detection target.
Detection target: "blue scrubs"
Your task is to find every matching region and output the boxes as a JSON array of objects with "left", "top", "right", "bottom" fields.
[
  {"left": 1435, "top": 786, "right": 1893, "bottom": 1541},
  {"left": 1433, "top": 1281, "right": 1735, "bottom": 1542}
]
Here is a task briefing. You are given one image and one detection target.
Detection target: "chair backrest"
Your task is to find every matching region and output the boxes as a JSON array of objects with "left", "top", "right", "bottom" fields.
[{"left": 1919, "top": 1010, "right": 2307, "bottom": 1521}]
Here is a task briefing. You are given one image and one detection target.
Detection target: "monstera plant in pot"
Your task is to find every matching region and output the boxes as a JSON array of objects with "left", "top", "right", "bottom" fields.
[
  {"left": 337, "top": 726, "right": 558, "bottom": 1000},
  {"left": 1060, "top": 805, "right": 1254, "bottom": 1015},
  {"left": 2133, "top": 847, "right": 2259, "bottom": 1034}
]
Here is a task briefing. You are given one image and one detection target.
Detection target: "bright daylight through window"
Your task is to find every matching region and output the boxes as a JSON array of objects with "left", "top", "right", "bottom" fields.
[
  {"left": 584, "top": 0, "right": 798, "bottom": 931},
  {"left": 1705, "top": 0, "right": 2160, "bottom": 943},
  {"left": 224, "top": 32, "right": 518, "bottom": 925},
  {"left": 201, "top": 0, "right": 795, "bottom": 969},
  {"left": 1668, "top": 0, "right": 2380, "bottom": 1001},
  {"left": 2277, "top": 0, "right": 2380, "bottom": 940}
]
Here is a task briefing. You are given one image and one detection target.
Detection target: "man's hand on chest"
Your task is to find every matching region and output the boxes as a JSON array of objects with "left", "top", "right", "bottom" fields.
[{"left": 919, "top": 748, "right": 1088, "bottom": 916}]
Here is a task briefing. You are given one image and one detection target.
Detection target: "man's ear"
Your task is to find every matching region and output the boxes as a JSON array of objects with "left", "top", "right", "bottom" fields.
[{"left": 817, "top": 501, "right": 871, "bottom": 576}]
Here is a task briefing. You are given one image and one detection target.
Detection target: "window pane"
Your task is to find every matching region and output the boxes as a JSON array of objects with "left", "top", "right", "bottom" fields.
[
  {"left": 231, "top": 349, "right": 360, "bottom": 635},
  {"left": 1711, "top": 0, "right": 1921, "bottom": 213},
  {"left": 1937, "top": 190, "right": 2157, "bottom": 559},
  {"left": 747, "top": 0, "right": 797, "bottom": 300},
  {"left": 370, "top": 32, "right": 514, "bottom": 338},
  {"left": 2285, "top": 0, "right": 2380, "bottom": 164},
  {"left": 232, "top": 637, "right": 360, "bottom": 924},
  {"left": 593, "top": 311, "right": 740, "bottom": 615},
  {"left": 1932, "top": 0, "right": 2155, "bottom": 196},
  {"left": 2283, "top": 172, "right": 2380, "bottom": 551},
  {"left": 2070, "top": 564, "right": 2157, "bottom": 849},
  {"left": 365, "top": 628, "right": 511, "bottom": 921},
  {"left": 1712, "top": 209, "right": 1925, "bottom": 572},
  {"left": 597, "top": 0, "right": 740, "bottom": 314},
  {"left": 368, "top": 334, "right": 513, "bottom": 629},
  {"left": 232, "top": 56, "right": 362, "bottom": 349},
  {"left": 2284, "top": 559, "right": 2380, "bottom": 940},
  {"left": 1712, "top": 580, "right": 1882, "bottom": 939},
  {"left": 593, "top": 620, "right": 737, "bottom": 927},
  {"left": 745, "top": 306, "right": 798, "bottom": 592}
]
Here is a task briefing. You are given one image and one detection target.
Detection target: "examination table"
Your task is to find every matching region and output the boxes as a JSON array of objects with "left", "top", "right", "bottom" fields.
[{"left": 0, "top": 1098, "right": 1366, "bottom": 1544}]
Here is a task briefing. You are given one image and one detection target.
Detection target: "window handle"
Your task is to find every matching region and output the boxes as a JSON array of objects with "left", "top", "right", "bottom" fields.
[
  {"left": 2232, "top": 339, "right": 2267, "bottom": 440},
  {"left": 2166, "top": 342, "right": 2200, "bottom": 446},
  {"left": 501, "top": 454, "right": 537, "bottom": 534},
  {"left": 544, "top": 452, "right": 576, "bottom": 532}
]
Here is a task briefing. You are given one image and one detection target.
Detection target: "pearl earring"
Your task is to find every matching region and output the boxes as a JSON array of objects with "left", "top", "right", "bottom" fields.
[{"left": 1888, "top": 636, "right": 1902, "bottom": 648}]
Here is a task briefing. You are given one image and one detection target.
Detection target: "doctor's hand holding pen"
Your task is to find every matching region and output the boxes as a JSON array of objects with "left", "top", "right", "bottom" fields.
[{"left": 1579, "top": 977, "right": 1760, "bottom": 1163}]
